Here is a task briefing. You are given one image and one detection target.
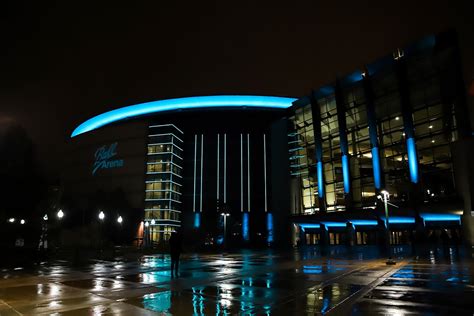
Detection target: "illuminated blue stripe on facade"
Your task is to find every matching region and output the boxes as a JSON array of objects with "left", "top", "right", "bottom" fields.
[
  {"left": 371, "top": 147, "right": 382, "bottom": 189},
  {"left": 389, "top": 217, "right": 415, "bottom": 224},
  {"left": 242, "top": 212, "right": 249, "bottom": 241},
  {"left": 71, "top": 95, "right": 296, "bottom": 137},
  {"left": 420, "top": 213, "right": 461, "bottom": 222},
  {"left": 342, "top": 155, "right": 350, "bottom": 194},
  {"left": 193, "top": 213, "right": 200, "bottom": 228},
  {"left": 266, "top": 213, "right": 274, "bottom": 243},
  {"left": 350, "top": 220, "right": 378, "bottom": 226},
  {"left": 406, "top": 137, "right": 419, "bottom": 183},
  {"left": 317, "top": 161, "right": 324, "bottom": 197}
]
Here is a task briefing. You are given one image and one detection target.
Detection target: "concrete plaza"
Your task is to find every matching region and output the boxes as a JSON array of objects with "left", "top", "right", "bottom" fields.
[{"left": 0, "top": 246, "right": 473, "bottom": 315}]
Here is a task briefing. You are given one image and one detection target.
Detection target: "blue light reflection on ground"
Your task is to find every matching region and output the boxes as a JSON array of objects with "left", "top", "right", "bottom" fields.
[
  {"left": 142, "top": 291, "right": 171, "bottom": 313},
  {"left": 71, "top": 95, "right": 296, "bottom": 137}
]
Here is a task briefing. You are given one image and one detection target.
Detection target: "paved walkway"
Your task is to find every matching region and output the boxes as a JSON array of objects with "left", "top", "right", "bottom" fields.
[{"left": 0, "top": 247, "right": 472, "bottom": 315}]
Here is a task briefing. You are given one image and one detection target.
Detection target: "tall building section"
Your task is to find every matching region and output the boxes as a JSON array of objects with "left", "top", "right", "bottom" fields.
[{"left": 144, "top": 124, "right": 184, "bottom": 243}]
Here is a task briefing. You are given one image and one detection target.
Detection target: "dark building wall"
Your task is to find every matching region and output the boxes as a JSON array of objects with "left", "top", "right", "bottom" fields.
[
  {"left": 270, "top": 118, "right": 291, "bottom": 247},
  {"left": 63, "top": 120, "right": 148, "bottom": 209}
]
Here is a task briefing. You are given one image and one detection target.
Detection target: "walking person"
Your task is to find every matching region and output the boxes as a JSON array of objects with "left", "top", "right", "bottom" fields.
[{"left": 169, "top": 231, "right": 182, "bottom": 278}]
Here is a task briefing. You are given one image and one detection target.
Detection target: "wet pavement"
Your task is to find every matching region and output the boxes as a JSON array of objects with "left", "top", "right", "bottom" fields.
[{"left": 0, "top": 246, "right": 472, "bottom": 315}]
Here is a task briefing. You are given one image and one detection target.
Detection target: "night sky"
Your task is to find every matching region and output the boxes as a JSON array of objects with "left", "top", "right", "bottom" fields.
[{"left": 1, "top": 0, "right": 473, "bottom": 177}]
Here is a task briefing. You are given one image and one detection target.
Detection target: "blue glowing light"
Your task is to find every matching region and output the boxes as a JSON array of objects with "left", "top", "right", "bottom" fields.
[
  {"left": 350, "top": 220, "right": 378, "bottom": 226},
  {"left": 317, "top": 161, "right": 324, "bottom": 197},
  {"left": 420, "top": 213, "right": 461, "bottom": 222},
  {"left": 242, "top": 212, "right": 249, "bottom": 241},
  {"left": 371, "top": 147, "right": 382, "bottom": 189},
  {"left": 299, "top": 224, "right": 321, "bottom": 232},
  {"left": 71, "top": 95, "right": 296, "bottom": 137},
  {"left": 321, "top": 222, "right": 347, "bottom": 228},
  {"left": 266, "top": 213, "right": 274, "bottom": 243},
  {"left": 193, "top": 213, "right": 200, "bottom": 229},
  {"left": 406, "top": 138, "right": 419, "bottom": 183},
  {"left": 388, "top": 217, "right": 416, "bottom": 224},
  {"left": 342, "top": 155, "right": 350, "bottom": 194}
]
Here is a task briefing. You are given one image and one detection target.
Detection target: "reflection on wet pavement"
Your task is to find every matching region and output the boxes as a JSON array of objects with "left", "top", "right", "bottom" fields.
[{"left": 0, "top": 246, "right": 472, "bottom": 315}]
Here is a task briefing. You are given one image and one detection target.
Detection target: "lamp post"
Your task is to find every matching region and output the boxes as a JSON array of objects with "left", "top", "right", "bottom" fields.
[
  {"left": 98, "top": 211, "right": 105, "bottom": 252},
  {"left": 221, "top": 213, "right": 230, "bottom": 246},
  {"left": 378, "top": 190, "right": 396, "bottom": 265},
  {"left": 144, "top": 221, "right": 150, "bottom": 248}
]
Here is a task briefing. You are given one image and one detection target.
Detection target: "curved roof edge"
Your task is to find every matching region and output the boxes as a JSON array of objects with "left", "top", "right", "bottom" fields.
[{"left": 71, "top": 95, "right": 297, "bottom": 137}]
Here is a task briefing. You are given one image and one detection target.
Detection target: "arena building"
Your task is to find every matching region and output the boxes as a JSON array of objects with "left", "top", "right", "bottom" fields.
[{"left": 65, "top": 31, "right": 474, "bottom": 247}]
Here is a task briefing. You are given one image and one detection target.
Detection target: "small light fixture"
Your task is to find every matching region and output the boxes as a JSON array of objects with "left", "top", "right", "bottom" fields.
[
  {"left": 395, "top": 117, "right": 399, "bottom": 121},
  {"left": 8, "top": 218, "right": 15, "bottom": 223},
  {"left": 20, "top": 219, "right": 25, "bottom": 225},
  {"left": 57, "top": 209, "right": 64, "bottom": 219},
  {"left": 117, "top": 216, "right": 123, "bottom": 224},
  {"left": 150, "top": 219, "right": 156, "bottom": 225},
  {"left": 431, "top": 140, "right": 435, "bottom": 143},
  {"left": 43, "top": 214, "right": 48, "bottom": 221},
  {"left": 98, "top": 211, "right": 105, "bottom": 221},
  {"left": 429, "top": 125, "right": 433, "bottom": 129},
  {"left": 144, "top": 221, "right": 150, "bottom": 227}
]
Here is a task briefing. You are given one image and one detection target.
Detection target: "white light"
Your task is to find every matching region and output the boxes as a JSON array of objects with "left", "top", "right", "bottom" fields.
[
  {"left": 381, "top": 190, "right": 389, "bottom": 196},
  {"left": 377, "top": 195, "right": 382, "bottom": 200},
  {"left": 144, "top": 221, "right": 150, "bottom": 227},
  {"left": 431, "top": 139, "right": 435, "bottom": 143},
  {"left": 57, "top": 209, "right": 64, "bottom": 219},
  {"left": 429, "top": 125, "right": 433, "bottom": 129},
  {"left": 150, "top": 219, "right": 156, "bottom": 225},
  {"left": 8, "top": 218, "right": 15, "bottom": 223},
  {"left": 395, "top": 117, "right": 399, "bottom": 120},
  {"left": 98, "top": 211, "right": 105, "bottom": 220},
  {"left": 43, "top": 214, "right": 48, "bottom": 221},
  {"left": 117, "top": 216, "right": 123, "bottom": 224},
  {"left": 20, "top": 219, "right": 25, "bottom": 225}
]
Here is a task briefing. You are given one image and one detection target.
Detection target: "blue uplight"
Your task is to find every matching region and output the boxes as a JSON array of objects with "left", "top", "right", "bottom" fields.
[
  {"left": 299, "top": 224, "right": 321, "bottom": 232},
  {"left": 242, "top": 212, "right": 249, "bottom": 241},
  {"left": 342, "top": 155, "right": 350, "bottom": 194},
  {"left": 321, "top": 222, "right": 347, "bottom": 228},
  {"left": 350, "top": 220, "right": 378, "bottom": 226},
  {"left": 406, "top": 138, "right": 419, "bottom": 183},
  {"left": 371, "top": 147, "right": 382, "bottom": 189},
  {"left": 388, "top": 217, "right": 416, "bottom": 224},
  {"left": 420, "top": 213, "right": 461, "bottom": 222},
  {"left": 193, "top": 213, "right": 200, "bottom": 229},
  {"left": 71, "top": 95, "right": 296, "bottom": 137},
  {"left": 266, "top": 213, "right": 274, "bottom": 243},
  {"left": 317, "top": 161, "right": 324, "bottom": 197}
]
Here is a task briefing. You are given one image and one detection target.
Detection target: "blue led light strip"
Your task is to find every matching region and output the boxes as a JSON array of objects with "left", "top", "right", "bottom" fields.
[{"left": 71, "top": 95, "right": 296, "bottom": 137}]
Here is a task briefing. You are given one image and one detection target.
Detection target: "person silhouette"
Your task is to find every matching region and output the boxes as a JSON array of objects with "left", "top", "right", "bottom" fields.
[{"left": 169, "top": 231, "right": 183, "bottom": 278}]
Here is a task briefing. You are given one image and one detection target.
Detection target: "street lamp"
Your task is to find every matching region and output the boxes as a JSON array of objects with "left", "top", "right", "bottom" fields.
[
  {"left": 43, "top": 214, "right": 48, "bottom": 221},
  {"left": 57, "top": 209, "right": 64, "bottom": 219},
  {"left": 20, "top": 219, "right": 25, "bottom": 225},
  {"left": 8, "top": 218, "right": 15, "bottom": 223},
  {"left": 378, "top": 190, "right": 396, "bottom": 265},
  {"left": 221, "top": 213, "right": 230, "bottom": 246},
  {"left": 98, "top": 211, "right": 105, "bottom": 221},
  {"left": 117, "top": 216, "right": 123, "bottom": 224}
]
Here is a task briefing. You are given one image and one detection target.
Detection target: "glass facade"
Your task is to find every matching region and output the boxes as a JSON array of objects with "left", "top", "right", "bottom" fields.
[
  {"left": 145, "top": 124, "right": 184, "bottom": 243},
  {"left": 288, "top": 32, "right": 467, "bottom": 216}
]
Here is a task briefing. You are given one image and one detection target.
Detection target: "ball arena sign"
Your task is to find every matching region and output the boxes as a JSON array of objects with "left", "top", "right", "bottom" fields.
[{"left": 92, "top": 142, "right": 124, "bottom": 175}]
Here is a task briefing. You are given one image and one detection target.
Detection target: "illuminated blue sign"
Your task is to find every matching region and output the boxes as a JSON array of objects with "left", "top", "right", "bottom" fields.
[
  {"left": 92, "top": 142, "right": 124, "bottom": 175},
  {"left": 71, "top": 95, "right": 296, "bottom": 137}
]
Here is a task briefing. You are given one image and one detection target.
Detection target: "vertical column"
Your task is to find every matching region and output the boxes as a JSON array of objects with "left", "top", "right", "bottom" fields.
[
  {"left": 394, "top": 53, "right": 418, "bottom": 184},
  {"left": 362, "top": 69, "right": 383, "bottom": 190},
  {"left": 224, "top": 134, "right": 227, "bottom": 204},
  {"left": 243, "top": 134, "right": 250, "bottom": 242},
  {"left": 310, "top": 92, "right": 327, "bottom": 212},
  {"left": 200, "top": 134, "right": 204, "bottom": 211},
  {"left": 335, "top": 80, "right": 352, "bottom": 205},
  {"left": 240, "top": 134, "right": 243, "bottom": 213},
  {"left": 264, "top": 133, "right": 273, "bottom": 244},
  {"left": 193, "top": 134, "right": 200, "bottom": 228},
  {"left": 217, "top": 134, "right": 220, "bottom": 204}
]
